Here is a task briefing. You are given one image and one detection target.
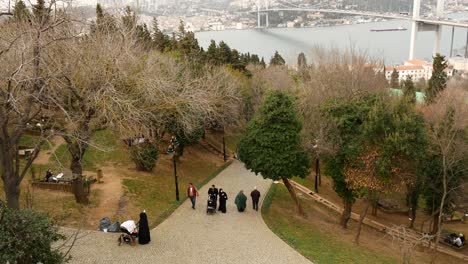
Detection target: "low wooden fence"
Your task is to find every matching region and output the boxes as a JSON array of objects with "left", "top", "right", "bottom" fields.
[{"left": 32, "top": 182, "right": 73, "bottom": 193}]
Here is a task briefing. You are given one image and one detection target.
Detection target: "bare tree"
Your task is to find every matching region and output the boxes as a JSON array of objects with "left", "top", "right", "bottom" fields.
[
  {"left": 419, "top": 87, "right": 468, "bottom": 260},
  {"left": 386, "top": 225, "right": 434, "bottom": 264},
  {"left": 0, "top": 0, "right": 74, "bottom": 209},
  {"left": 139, "top": 52, "right": 242, "bottom": 138}
]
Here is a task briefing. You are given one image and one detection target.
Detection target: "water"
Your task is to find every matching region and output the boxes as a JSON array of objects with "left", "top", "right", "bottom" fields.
[{"left": 195, "top": 16, "right": 468, "bottom": 65}]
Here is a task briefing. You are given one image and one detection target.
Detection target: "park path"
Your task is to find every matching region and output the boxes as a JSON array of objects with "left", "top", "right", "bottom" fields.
[
  {"left": 34, "top": 136, "right": 65, "bottom": 165},
  {"left": 64, "top": 160, "right": 312, "bottom": 264}
]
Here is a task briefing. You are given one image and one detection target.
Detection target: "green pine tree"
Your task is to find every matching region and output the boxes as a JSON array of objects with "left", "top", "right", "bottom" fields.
[
  {"left": 426, "top": 54, "right": 448, "bottom": 103},
  {"left": 238, "top": 90, "right": 311, "bottom": 216},
  {"left": 206, "top": 40, "right": 219, "bottom": 65},
  {"left": 297, "top": 52, "right": 307, "bottom": 69},
  {"left": 122, "top": 6, "right": 136, "bottom": 31},
  {"left": 270, "top": 50, "right": 286, "bottom": 66},
  {"left": 403, "top": 76, "right": 416, "bottom": 103},
  {"left": 152, "top": 18, "right": 169, "bottom": 52},
  {"left": 32, "top": 0, "right": 50, "bottom": 22},
  {"left": 217, "top": 41, "right": 232, "bottom": 64},
  {"left": 12, "top": 0, "right": 30, "bottom": 21},
  {"left": 260, "top": 57, "right": 266, "bottom": 68},
  {"left": 390, "top": 69, "right": 399, "bottom": 88}
]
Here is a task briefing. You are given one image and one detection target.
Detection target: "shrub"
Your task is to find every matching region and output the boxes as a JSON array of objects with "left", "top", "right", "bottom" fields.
[
  {"left": 130, "top": 143, "right": 159, "bottom": 171},
  {"left": 0, "top": 201, "right": 67, "bottom": 264}
]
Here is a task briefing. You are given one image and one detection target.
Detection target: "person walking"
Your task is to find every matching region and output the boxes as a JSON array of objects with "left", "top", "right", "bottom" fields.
[
  {"left": 250, "top": 187, "right": 261, "bottom": 211},
  {"left": 235, "top": 190, "right": 247, "bottom": 212},
  {"left": 218, "top": 188, "right": 228, "bottom": 213},
  {"left": 187, "top": 183, "right": 199, "bottom": 209}
]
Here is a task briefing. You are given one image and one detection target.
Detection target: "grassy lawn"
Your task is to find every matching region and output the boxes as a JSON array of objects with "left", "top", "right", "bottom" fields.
[
  {"left": 19, "top": 134, "right": 53, "bottom": 150},
  {"left": 262, "top": 184, "right": 398, "bottom": 264},
  {"left": 50, "top": 129, "right": 130, "bottom": 172}
]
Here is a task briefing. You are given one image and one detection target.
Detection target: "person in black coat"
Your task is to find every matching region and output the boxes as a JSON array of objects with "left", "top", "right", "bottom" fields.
[
  {"left": 138, "top": 210, "right": 151, "bottom": 245},
  {"left": 250, "top": 187, "right": 261, "bottom": 211},
  {"left": 218, "top": 188, "right": 228, "bottom": 213},
  {"left": 208, "top": 185, "right": 219, "bottom": 208}
]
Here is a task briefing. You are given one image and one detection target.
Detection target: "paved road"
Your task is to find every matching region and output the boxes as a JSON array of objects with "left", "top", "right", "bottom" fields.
[{"left": 64, "top": 160, "right": 312, "bottom": 264}]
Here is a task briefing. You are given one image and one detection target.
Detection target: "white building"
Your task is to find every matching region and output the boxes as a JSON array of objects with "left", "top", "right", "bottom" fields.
[{"left": 384, "top": 59, "right": 453, "bottom": 82}]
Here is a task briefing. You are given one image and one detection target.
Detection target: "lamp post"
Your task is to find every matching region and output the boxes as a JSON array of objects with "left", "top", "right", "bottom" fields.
[
  {"left": 223, "top": 136, "right": 227, "bottom": 162},
  {"left": 313, "top": 140, "right": 320, "bottom": 193},
  {"left": 169, "top": 137, "right": 180, "bottom": 201}
]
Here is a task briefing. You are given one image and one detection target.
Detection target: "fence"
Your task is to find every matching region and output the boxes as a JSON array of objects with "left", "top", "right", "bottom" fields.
[{"left": 32, "top": 181, "right": 73, "bottom": 193}]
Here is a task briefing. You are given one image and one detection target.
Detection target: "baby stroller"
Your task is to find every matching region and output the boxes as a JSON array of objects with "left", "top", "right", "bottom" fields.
[
  {"left": 118, "top": 220, "right": 138, "bottom": 246},
  {"left": 206, "top": 194, "right": 217, "bottom": 214}
]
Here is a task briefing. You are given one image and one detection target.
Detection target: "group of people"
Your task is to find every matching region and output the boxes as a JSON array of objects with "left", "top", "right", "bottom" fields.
[
  {"left": 186, "top": 183, "right": 261, "bottom": 213},
  {"left": 446, "top": 233, "right": 465, "bottom": 248},
  {"left": 118, "top": 210, "right": 151, "bottom": 246}
]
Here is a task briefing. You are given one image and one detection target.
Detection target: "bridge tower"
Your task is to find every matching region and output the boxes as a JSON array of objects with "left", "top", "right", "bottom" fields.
[
  {"left": 409, "top": 0, "right": 420, "bottom": 60},
  {"left": 409, "top": 0, "right": 445, "bottom": 59},
  {"left": 433, "top": 0, "right": 445, "bottom": 55},
  {"left": 257, "top": 0, "right": 270, "bottom": 28}
]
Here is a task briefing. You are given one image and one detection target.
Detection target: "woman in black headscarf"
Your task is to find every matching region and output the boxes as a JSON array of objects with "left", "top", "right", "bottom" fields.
[
  {"left": 218, "top": 188, "right": 228, "bottom": 213},
  {"left": 138, "top": 210, "right": 151, "bottom": 245}
]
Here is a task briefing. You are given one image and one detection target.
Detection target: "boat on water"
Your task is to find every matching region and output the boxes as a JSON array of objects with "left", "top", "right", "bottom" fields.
[{"left": 370, "top": 26, "right": 407, "bottom": 32}]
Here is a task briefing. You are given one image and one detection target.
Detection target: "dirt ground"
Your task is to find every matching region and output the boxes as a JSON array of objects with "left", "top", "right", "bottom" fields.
[
  {"left": 34, "top": 136, "right": 65, "bottom": 165},
  {"left": 299, "top": 174, "right": 468, "bottom": 259}
]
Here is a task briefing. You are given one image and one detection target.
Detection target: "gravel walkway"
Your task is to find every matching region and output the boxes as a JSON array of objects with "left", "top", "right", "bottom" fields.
[{"left": 64, "top": 160, "right": 312, "bottom": 264}]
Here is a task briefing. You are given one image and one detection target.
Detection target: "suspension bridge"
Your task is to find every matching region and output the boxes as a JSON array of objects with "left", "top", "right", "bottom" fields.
[{"left": 254, "top": 0, "right": 468, "bottom": 60}]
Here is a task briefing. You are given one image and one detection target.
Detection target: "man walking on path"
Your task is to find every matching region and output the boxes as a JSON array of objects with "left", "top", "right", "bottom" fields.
[
  {"left": 187, "top": 183, "right": 199, "bottom": 209},
  {"left": 235, "top": 190, "right": 247, "bottom": 212},
  {"left": 251, "top": 187, "right": 261, "bottom": 211}
]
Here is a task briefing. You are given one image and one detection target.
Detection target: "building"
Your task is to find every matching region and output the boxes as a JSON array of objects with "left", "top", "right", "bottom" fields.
[{"left": 384, "top": 59, "right": 453, "bottom": 82}]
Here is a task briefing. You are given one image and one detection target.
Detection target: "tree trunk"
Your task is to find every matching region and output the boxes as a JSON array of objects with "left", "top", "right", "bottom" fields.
[
  {"left": 1, "top": 143, "right": 21, "bottom": 210},
  {"left": 355, "top": 199, "right": 371, "bottom": 244},
  {"left": 282, "top": 177, "right": 305, "bottom": 217},
  {"left": 341, "top": 199, "right": 353, "bottom": 228},
  {"left": 432, "top": 212, "right": 439, "bottom": 234},
  {"left": 65, "top": 136, "right": 90, "bottom": 205},
  {"left": 5, "top": 177, "right": 20, "bottom": 210},
  {"left": 70, "top": 156, "right": 88, "bottom": 204}
]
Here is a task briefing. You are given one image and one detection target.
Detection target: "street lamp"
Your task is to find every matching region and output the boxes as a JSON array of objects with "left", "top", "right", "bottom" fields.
[
  {"left": 222, "top": 136, "right": 227, "bottom": 162},
  {"left": 313, "top": 140, "right": 321, "bottom": 193},
  {"left": 168, "top": 137, "right": 180, "bottom": 201}
]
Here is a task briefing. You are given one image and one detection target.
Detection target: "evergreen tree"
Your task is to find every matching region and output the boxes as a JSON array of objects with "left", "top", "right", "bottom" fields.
[
  {"left": 93, "top": 4, "right": 116, "bottom": 33},
  {"left": 12, "top": 0, "right": 30, "bottom": 21},
  {"left": 136, "top": 24, "right": 152, "bottom": 48},
  {"left": 96, "top": 3, "right": 104, "bottom": 21},
  {"left": 178, "top": 31, "right": 200, "bottom": 60},
  {"left": 178, "top": 19, "right": 186, "bottom": 39},
  {"left": 122, "top": 6, "right": 136, "bottom": 31},
  {"left": 297, "top": 52, "right": 307, "bottom": 69},
  {"left": 403, "top": 76, "right": 416, "bottom": 103},
  {"left": 217, "top": 41, "right": 232, "bottom": 64},
  {"left": 269, "top": 50, "right": 285, "bottom": 66},
  {"left": 152, "top": 17, "right": 169, "bottom": 52},
  {"left": 426, "top": 54, "right": 448, "bottom": 103},
  {"left": 206, "top": 40, "right": 219, "bottom": 65},
  {"left": 238, "top": 90, "right": 311, "bottom": 215},
  {"left": 260, "top": 57, "right": 266, "bottom": 68},
  {"left": 390, "top": 68, "right": 399, "bottom": 88},
  {"left": 250, "top": 54, "right": 260, "bottom": 65},
  {"left": 32, "top": 0, "right": 50, "bottom": 22}
]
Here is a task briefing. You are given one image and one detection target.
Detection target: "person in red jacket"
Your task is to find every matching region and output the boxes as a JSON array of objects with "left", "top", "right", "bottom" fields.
[{"left": 187, "top": 183, "right": 199, "bottom": 209}]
